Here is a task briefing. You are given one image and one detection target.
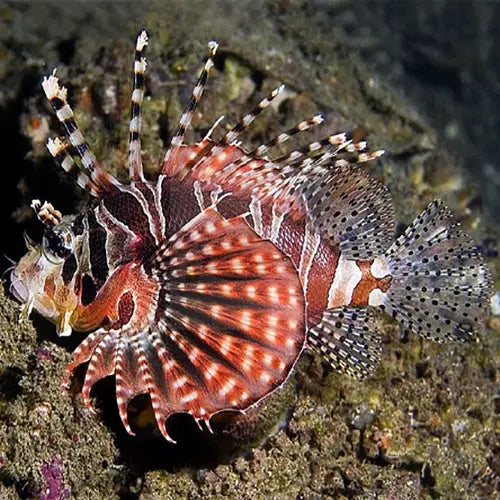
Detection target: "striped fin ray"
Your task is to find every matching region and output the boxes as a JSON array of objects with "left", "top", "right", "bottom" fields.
[
  {"left": 46, "top": 137, "right": 99, "bottom": 196},
  {"left": 68, "top": 328, "right": 157, "bottom": 436},
  {"left": 63, "top": 330, "right": 103, "bottom": 389},
  {"left": 41, "top": 71, "right": 121, "bottom": 197},
  {"left": 253, "top": 114, "right": 324, "bottom": 157},
  {"left": 113, "top": 333, "right": 148, "bottom": 434},
  {"left": 306, "top": 142, "right": 384, "bottom": 170},
  {"left": 187, "top": 127, "right": 364, "bottom": 193},
  {"left": 272, "top": 131, "right": 351, "bottom": 167},
  {"left": 164, "top": 85, "right": 287, "bottom": 180},
  {"left": 308, "top": 306, "right": 382, "bottom": 378},
  {"left": 128, "top": 30, "right": 149, "bottom": 181},
  {"left": 162, "top": 41, "right": 219, "bottom": 175},
  {"left": 80, "top": 330, "right": 119, "bottom": 412},
  {"left": 214, "top": 128, "right": 366, "bottom": 188},
  {"left": 170, "top": 111, "right": 324, "bottom": 182},
  {"left": 233, "top": 132, "right": 381, "bottom": 203},
  {"left": 173, "top": 116, "right": 226, "bottom": 179},
  {"left": 222, "top": 85, "right": 285, "bottom": 145}
]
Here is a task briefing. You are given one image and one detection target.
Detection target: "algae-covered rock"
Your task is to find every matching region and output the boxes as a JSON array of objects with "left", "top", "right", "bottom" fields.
[
  {"left": 0, "top": 287, "right": 118, "bottom": 498},
  {"left": 0, "top": 0, "right": 498, "bottom": 498}
]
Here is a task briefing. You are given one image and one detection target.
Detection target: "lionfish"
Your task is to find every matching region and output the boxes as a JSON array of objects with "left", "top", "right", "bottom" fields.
[{"left": 11, "top": 31, "right": 493, "bottom": 442}]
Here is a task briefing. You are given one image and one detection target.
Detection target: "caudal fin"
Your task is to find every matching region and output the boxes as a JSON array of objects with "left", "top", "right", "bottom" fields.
[{"left": 374, "top": 200, "right": 493, "bottom": 341}]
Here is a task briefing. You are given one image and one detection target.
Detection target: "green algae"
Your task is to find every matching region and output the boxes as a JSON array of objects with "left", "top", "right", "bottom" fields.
[{"left": 0, "top": 1, "right": 498, "bottom": 498}]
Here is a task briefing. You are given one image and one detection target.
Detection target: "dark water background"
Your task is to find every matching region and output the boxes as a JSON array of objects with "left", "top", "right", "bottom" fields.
[{"left": 331, "top": 0, "right": 500, "bottom": 219}]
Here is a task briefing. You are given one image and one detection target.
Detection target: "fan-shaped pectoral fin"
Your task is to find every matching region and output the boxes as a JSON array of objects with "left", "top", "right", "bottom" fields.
[{"left": 65, "top": 206, "right": 306, "bottom": 441}]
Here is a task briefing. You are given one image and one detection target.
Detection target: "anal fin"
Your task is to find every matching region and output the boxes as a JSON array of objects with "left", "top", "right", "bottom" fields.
[{"left": 308, "top": 306, "right": 382, "bottom": 378}]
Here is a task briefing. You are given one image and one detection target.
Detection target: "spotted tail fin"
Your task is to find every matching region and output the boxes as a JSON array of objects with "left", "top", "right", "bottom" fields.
[{"left": 372, "top": 200, "right": 493, "bottom": 341}]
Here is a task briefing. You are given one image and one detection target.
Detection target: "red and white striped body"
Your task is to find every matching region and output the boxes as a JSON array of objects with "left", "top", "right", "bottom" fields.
[
  {"left": 169, "top": 143, "right": 393, "bottom": 326},
  {"left": 39, "top": 168, "right": 391, "bottom": 336}
]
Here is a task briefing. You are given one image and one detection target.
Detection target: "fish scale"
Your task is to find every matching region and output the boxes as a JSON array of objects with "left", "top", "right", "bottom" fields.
[{"left": 10, "top": 30, "right": 493, "bottom": 442}]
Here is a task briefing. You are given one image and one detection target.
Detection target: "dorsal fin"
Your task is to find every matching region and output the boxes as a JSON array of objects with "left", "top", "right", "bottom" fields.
[
  {"left": 298, "top": 164, "right": 395, "bottom": 259},
  {"left": 42, "top": 71, "right": 122, "bottom": 198},
  {"left": 162, "top": 41, "right": 219, "bottom": 176}
]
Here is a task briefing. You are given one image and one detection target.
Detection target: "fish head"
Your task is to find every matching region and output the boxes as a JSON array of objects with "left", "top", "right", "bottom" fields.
[{"left": 11, "top": 216, "right": 82, "bottom": 336}]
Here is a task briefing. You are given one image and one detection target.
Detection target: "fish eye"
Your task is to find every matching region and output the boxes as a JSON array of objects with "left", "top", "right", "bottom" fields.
[{"left": 42, "top": 227, "right": 73, "bottom": 262}]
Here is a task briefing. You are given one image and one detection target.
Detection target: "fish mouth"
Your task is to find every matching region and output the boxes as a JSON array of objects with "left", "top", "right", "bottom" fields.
[
  {"left": 9, "top": 268, "right": 58, "bottom": 323},
  {"left": 9, "top": 270, "right": 28, "bottom": 303}
]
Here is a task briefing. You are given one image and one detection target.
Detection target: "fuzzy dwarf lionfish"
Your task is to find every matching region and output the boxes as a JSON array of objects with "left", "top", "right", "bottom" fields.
[{"left": 11, "top": 31, "right": 493, "bottom": 442}]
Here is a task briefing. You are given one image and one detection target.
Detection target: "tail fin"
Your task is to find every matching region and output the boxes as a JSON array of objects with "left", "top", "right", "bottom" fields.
[{"left": 374, "top": 200, "right": 493, "bottom": 341}]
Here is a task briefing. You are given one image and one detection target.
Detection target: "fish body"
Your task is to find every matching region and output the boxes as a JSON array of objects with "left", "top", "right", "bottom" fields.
[{"left": 11, "top": 32, "right": 493, "bottom": 441}]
